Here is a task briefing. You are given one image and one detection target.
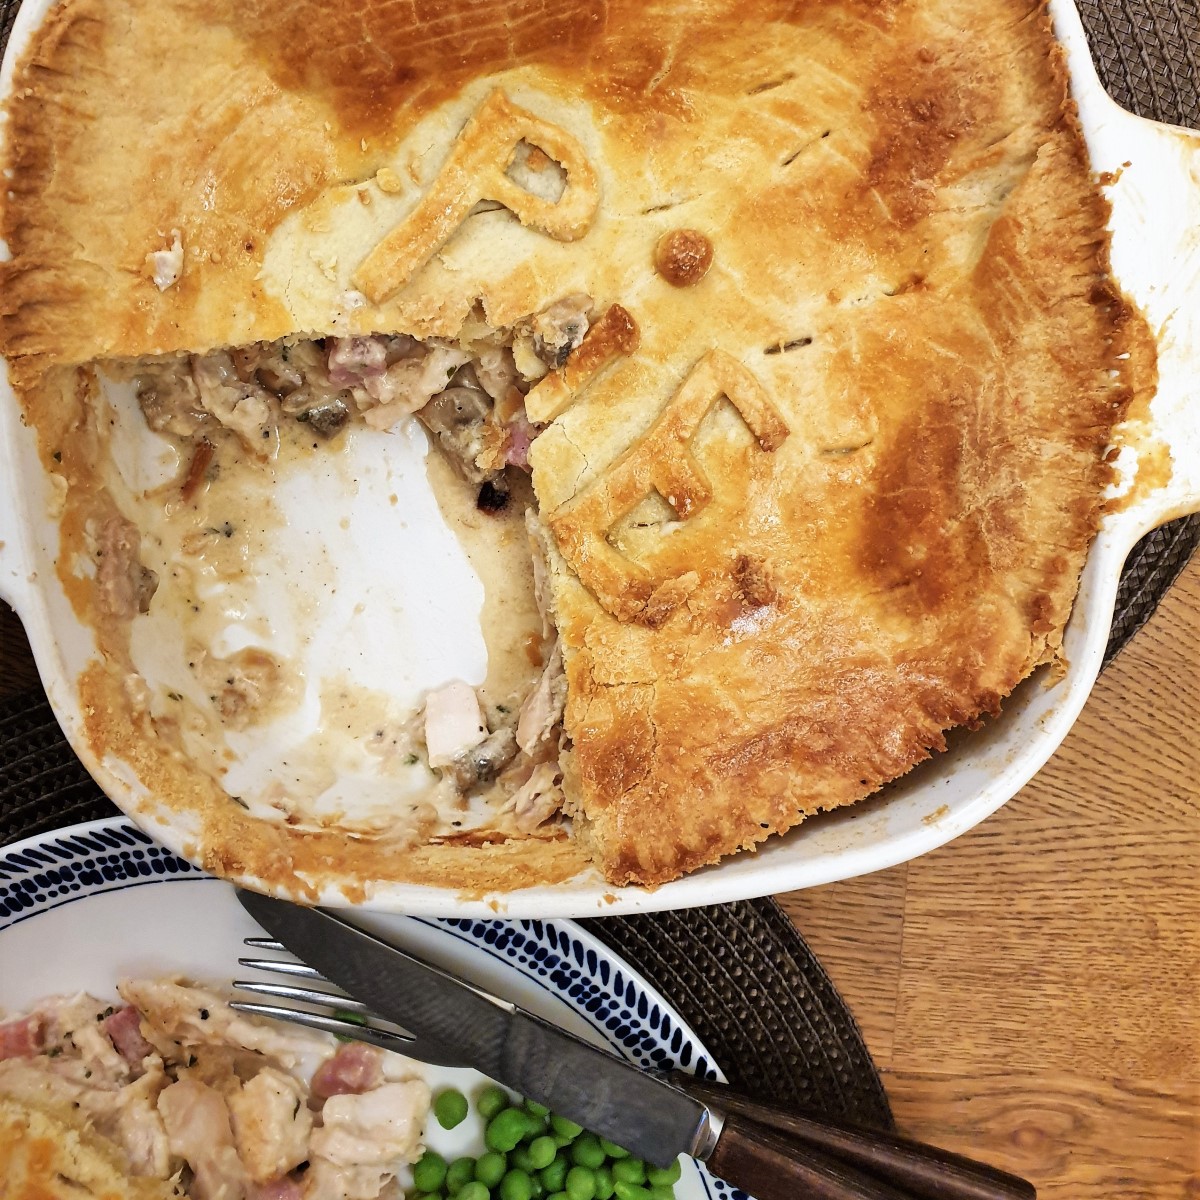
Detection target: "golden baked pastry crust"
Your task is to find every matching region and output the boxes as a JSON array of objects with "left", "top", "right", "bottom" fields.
[
  {"left": 0, "top": 0, "right": 1137, "bottom": 888},
  {"left": 0, "top": 1096, "right": 177, "bottom": 1200}
]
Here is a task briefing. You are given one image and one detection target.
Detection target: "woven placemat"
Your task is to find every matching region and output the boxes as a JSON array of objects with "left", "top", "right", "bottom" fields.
[{"left": 0, "top": 0, "right": 1197, "bottom": 1140}]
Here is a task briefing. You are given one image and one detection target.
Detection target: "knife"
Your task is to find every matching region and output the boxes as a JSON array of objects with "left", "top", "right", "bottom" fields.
[{"left": 235, "top": 890, "right": 1033, "bottom": 1200}]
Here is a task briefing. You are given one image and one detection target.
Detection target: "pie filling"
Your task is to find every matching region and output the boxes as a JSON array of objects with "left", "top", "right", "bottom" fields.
[
  {"left": 0, "top": 980, "right": 431, "bottom": 1195},
  {"left": 99, "top": 296, "right": 597, "bottom": 845}
]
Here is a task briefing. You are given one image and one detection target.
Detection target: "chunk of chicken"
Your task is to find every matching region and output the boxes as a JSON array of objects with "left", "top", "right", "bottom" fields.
[
  {"left": 43, "top": 994, "right": 135, "bottom": 1089},
  {"left": 423, "top": 681, "right": 488, "bottom": 768},
  {"left": 192, "top": 352, "right": 279, "bottom": 454},
  {"left": 358, "top": 345, "right": 470, "bottom": 430},
  {"left": 119, "top": 980, "right": 332, "bottom": 1072},
  {"left": 473, "top": 346, "right": 520, "bottom": 402},
  {"left": 516, "top": 641, "right": 566, "bottom": 756},
  {"left": 307, "top": 1080, "right": 429, "bottom": 1167},
  {"left": 158, "top": 1078, "right": 249, "bottom": 1200},
  {"left": 0, "top": 1055, "right": 103, "bottom": 1115},
  {"left": 506, "top": 762, "right": 566, "bottom": 833},
  {"left": 301, "top": 1161, "right": 392, "bottom": 1200},
  {"left": 113, "top": 1059, "right": 173, "bottom": 1177},
  {"left": 228, "top": 1067, "right": 312, "bottom": 1183}
]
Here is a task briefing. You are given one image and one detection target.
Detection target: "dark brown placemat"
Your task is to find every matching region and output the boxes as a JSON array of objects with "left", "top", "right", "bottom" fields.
[{"left": 1, "top": 0, "right": 1197, "bottom": 1141}]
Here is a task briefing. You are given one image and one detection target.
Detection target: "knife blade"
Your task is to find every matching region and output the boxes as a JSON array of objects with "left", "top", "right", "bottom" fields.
[{"left": 236, "top": 890, "right": 719, "bottom": 1169}]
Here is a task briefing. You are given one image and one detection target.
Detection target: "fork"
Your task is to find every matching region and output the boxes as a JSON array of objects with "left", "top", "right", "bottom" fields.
[
  {"left": 234, "top": 937, "right": 474, "bottom": 1067},
  {"left": 232, "top": 936, "right": 1035, "bottom": 1200}
]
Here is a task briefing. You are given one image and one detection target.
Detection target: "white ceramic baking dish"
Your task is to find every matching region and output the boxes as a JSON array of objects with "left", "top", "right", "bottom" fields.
[{"left": 0, "top": 0, "right": 1197, "bottom": 917}]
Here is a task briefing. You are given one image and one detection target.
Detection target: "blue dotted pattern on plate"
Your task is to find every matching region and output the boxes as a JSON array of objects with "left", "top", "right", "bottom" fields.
[
  {"left": 0, "top": 822, "right": 197, "bottom": 916},
  {"left": 0, "top": 820, "right": 747, "bottom": 1200},
  {"left": 433, "top": 919, "right": 747, "bottom": 1200}
]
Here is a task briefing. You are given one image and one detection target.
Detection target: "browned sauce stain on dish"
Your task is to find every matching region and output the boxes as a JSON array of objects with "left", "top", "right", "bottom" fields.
[
  {"left": 1103, "top": 284, "right": 1170, "bottom": 513},
  {"left": 78, "top": 654, "right": 588, "bottom": 897},
  {"left": 922, "top": 804, "right": 949, "bottom": 825}
]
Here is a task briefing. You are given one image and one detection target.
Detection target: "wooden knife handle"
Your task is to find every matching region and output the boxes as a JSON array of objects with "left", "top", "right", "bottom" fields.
[
  {"left": 706, "top": 1113, "right": 918, "bottom": 1200},
  {"left": 671, "top": 1072, "right": 1035, "bottom": 1200}
]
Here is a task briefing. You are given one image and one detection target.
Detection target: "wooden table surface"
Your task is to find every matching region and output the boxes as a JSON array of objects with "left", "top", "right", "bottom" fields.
[{"left": 1, "top": 556, "right": 1197, "bottom": 1198}]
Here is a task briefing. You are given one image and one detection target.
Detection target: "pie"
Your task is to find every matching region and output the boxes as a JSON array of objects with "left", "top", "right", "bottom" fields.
[{"left": 0, "top": 0, "right": 1144, "bottom": 891}]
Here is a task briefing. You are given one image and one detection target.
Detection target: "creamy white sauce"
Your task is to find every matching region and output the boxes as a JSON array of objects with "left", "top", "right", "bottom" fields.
[{"left": 93, "top": 367, "right": 536, "bottom": 837}]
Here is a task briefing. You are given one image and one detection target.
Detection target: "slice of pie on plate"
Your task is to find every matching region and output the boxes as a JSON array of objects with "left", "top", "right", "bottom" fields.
[{"left": 0, "top": 0, "right": 1144, "bottom": 891}]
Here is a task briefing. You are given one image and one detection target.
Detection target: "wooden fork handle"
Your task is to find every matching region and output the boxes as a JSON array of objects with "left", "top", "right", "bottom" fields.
[{"left": 671, "top": 1071, "right": 1036, "bottom": 1200}]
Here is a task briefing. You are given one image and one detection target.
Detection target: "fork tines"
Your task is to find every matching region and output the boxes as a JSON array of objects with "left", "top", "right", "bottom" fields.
[{"left": 232, "top": 935, "right": 417, "bottom": 1054}]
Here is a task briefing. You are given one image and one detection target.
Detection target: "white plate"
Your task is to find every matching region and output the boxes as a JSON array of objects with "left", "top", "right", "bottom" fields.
[
  {"left": 0, "top": 0, "right": 1197, "bottom": 916},
  {"left": 0, "top": 816, "right": 737, "bottom": 1200}
]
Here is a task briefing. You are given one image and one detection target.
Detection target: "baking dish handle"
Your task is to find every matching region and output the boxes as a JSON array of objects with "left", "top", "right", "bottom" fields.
[
  {"left": 1097, "top": 109, "right": 1200, "bottom": 542},
  {"left": 1053, "top": 0, "right": 1200, "bottom": 544}
]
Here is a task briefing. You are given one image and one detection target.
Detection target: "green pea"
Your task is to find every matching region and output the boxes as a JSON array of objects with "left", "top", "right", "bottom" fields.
[
  {"left": 528, "top": 1177, "right": 546, "bottom": 1200},
  {"left": 412, "top": 1151, "right": 449, "bottom": 1193},
  {"left": 475, "top": 1151, "right": 508, "bottom": 1188},
  {"left": 649, "top": 1188, "right": 675, "bottom": 1200},
  {"left": 511, "top": 1144, "right": 538, "bottom": 1173},
  {"left": 525, "top": 1100, "right": 550, "bottom": 1117},
  {"left": 523, "top": 1109, "right": 551, "bottom": 1137},
  {"left": 611, "top": 1159, "right": 646, "bottom": 1186},
  {"left": 566, "top": 1165, "right": 597, "bottom": 1200},
  {"left": 539, "top": 1152, "right": 569, "bottom": 1193},
  {"left": 411, "top": 1193, "right": 445, "bottom": 1200},
  {"left": 446, "top": 1156, "right": 477, "bottom": 1195},
  {"left": 646, "top": 1161, "right": 682, "bottom": 1187},
  {"left": 488, "top": 1108, "right": 533, "bottom": 1153},
  {"left": 567, "top": 1134, "right": 605, "bottom": 1170},
  {"left": 593, "top": 1166, "right": 615, "bottom": 1200},
  {"left": 434, "top": 1089, "right": 469, "bottom": 1130},
  {"left": 500, "top": 1169, "right": 535, "bottom": 1200},
  {"left": 548, "top": 1194, "right": 570, "bottom": 1200},
  {"left": 527, "top": 1135, "right": 558, "bottom": 1170},
  {"left": 549, "top": 1115, "right": 584, "bottom": 1141},
  {"left": 457, "top": 1184, "right": 490, "bottom": 1200},
  {"left": 613, "top": 1184, "right": 654, "bottom": 1200},
  {"left": 477, "top": 1085, "right": 510, "bottom": 1121},
  {"left": 598, "top": 1139, "right": 629, "bottom": 1160}
]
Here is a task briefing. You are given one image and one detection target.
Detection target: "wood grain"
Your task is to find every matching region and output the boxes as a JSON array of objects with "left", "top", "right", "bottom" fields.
[
  {"left": 881, "top": 1071, "right": 1200, "bottom": 1200},
  {"left": 784, "top": 554, "right": 1200, "bottom": 1199}
]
